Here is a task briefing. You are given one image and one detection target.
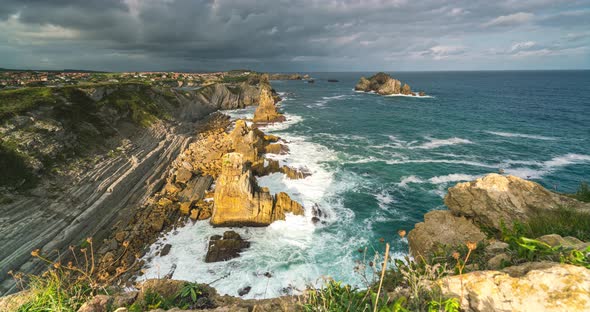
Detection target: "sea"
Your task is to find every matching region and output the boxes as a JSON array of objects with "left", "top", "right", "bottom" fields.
[{"left": 139, "top": 70, "right": 590, "bottom": 299}]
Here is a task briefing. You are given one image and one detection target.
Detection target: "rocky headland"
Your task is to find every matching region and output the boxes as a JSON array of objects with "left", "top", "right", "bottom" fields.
[
  {"left": 0, "top": 73, "right": 293, "bottom": 295},
  {"left": 355, "top": 72, "right": 425, "bottom": 96}
]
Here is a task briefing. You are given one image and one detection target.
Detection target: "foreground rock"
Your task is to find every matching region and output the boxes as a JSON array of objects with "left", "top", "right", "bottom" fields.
[
  {"left": 408, "top": 210, "right": 486, "bottom": 259},
  {"left": 253, "top": 88, "right": 285, "bottom": 123},
  {"left": 211, "top": 153, "right": 304, "bottom": 226},
  {"left": 354, "top": 72, "right": 419, "bottom": 96},
  {"left": 205, "top": 231, "right": 250, "bottom": 262},
  {"left": 445, "top": 173, "right": 587, "bottom": 230},
  {"left": 441, "top": 262, "right": 590, "bottom": 312},
  {"left": 408, "top": 173, "right": 590, "bottom": 259}
]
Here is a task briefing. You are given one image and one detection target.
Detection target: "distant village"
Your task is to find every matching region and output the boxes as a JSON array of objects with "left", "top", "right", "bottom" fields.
[{"left": 0, "top": 70, "right": 245, "bottom": 89}]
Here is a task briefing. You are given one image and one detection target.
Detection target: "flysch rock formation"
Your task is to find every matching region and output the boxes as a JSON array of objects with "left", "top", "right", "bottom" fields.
[
  {"left": 211, "top": 153, "right": 304, "bottom": 227},
  {"left": 355, "top": 72, "right": 425, "bottom": 96},
  {"left": 0, "top": 77, "right": 276, "bottom": 295},
  {"left": 94, "top": 103, "right": 307, "bottom": 281}
]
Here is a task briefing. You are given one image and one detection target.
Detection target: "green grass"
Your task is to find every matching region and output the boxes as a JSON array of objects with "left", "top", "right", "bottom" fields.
[
  {"left": 0, "top": 83, "right": 176, "bottom": 189},
  {"left": 97, "top": 85, "right": 171, "bottom": 127},
  {"left": 0, "top": 142, "right": 37, "bottom": 188},
  {"left": 0, "top": 87, "right": 55, "bottom": 120},
  {"left": 570, "top": 181, "right": 590, "bottom": 202},
  {"left": 520, "top": 206, "right": 590, "bottom": 241}
]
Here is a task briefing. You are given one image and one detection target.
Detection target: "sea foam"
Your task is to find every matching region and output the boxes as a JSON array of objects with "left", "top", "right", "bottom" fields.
[{"left": 486, "top": 131, "right": 556, "bottom": 141}]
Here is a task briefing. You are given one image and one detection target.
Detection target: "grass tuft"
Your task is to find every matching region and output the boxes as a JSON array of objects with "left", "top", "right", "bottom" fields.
[{"left": 522, "top": 206, "right": 590, "bottom": 241}]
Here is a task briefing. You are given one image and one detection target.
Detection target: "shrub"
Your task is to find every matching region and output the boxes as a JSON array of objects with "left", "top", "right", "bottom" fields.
[{"left": 571, "top": 181, "right": 590, "bottom": 202}]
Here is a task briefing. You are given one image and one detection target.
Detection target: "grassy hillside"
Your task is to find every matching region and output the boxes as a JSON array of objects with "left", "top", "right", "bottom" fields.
[{"left": 0, "top": 83, "right": 177, "bottom": 189}]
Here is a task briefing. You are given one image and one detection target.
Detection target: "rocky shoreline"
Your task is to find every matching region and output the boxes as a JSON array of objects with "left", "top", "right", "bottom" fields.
[
  {"left": 0, "top": 74, "right": 289, "bottom": 295},
  {"left": 2, "top": 76, "right": 590, "bottom": 311}
]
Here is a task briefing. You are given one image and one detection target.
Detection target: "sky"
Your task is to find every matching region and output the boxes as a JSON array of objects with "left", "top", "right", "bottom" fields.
[{"left": 0, "top": 0, "right": 588, "bottom": 72}]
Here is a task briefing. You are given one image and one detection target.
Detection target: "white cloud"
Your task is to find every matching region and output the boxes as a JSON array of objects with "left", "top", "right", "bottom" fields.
[
  {"left": 483, "top": 12, "right": 534, "bottom": 27},
  {"left": 414, "top": 45, "right": 466, "bottom": 60},
  {"left": 510, "top": 41, "right": 536, "bottom": 52}
]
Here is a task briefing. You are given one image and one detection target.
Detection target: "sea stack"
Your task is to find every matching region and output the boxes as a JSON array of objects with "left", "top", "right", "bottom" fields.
[
  {"left": 354, "top": 72, "right": 419, "bottom": 96},
  {"left": 210, "top": 153, "right": 303, "bottom": 227},
  {"left": 253, "top": 87, "right": 286, "bottom": 123}
]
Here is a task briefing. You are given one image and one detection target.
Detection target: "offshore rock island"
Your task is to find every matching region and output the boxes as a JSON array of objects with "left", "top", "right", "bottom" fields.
[{"left": 355, "top": 72, "right": 426, "bottom": 96}]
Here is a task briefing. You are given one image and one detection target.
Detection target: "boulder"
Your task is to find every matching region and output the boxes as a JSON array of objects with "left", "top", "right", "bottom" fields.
[
  {"left": 440, "top": 262, "right": 590, "bottom": 312},
  {"left": 444, "top": 174, "right": 582, "bottom": 230},
  {"left": 175, "top": 168, "right": 193, "bottom": 184},
  {"left": 253, "top": 88, "right": 285, "bottom": 123},
  {"left": 77, "top": 295, "right": 113, "bottom": 312},
  {"left": 264, "top": 143, "right": 289, "bottom": 155},
  {"left": 210, "top": 153, "right": 304, "bottom": 226},
  {"left": 281, "top": 166, "right": 311, "bottom": 180},
  {"left": 205, "top": 231, "right": 250, "bottom": 262},
  {"left": 537, "top": 234, "right": 590, "bottom": 250},
  {"left": 407, "top": 210, "right": 486, "bottom": 259},
  {"left": 274, "top": 192, "right": 305, "bottom": 219},
  {"left": 487, "top": 253, "right": 511, "bottom": 269}
]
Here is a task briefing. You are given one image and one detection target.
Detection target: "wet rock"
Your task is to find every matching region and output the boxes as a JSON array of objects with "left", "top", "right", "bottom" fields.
[
  {"left": 238, "top": 286, "right": 251, "bottom": 296},
  {"left": 205, "top": 231, "right": 250, "bottom": 262},
  {"left": 264, "top": 143, "right": 289, "bottom": 154},
  {"left": 160, "top": 244, "right": 172, "bottom": 257},
  {"left": 281, "top": 166, "right": 310, "bottom": 179}
]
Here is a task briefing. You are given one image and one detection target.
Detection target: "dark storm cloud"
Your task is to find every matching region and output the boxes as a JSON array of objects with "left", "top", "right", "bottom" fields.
[{"left": 0, "top": 0, "right": 588, "bottom": 71}]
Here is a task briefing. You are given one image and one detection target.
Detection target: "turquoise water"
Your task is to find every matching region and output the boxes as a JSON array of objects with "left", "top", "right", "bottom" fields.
[{"left": 141, "top": 71, "right": 590, "bottom": 298}]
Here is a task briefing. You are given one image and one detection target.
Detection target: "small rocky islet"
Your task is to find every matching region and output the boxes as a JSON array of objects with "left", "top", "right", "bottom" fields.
[
  {"left": 355, "top": 72, "right": 426, "bottom": 96},
  {"left": 1, "top": 72, "right": 589, "bottom": 311}
]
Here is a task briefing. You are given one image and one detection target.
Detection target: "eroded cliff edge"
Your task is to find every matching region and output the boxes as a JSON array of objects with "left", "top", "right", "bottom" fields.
[{"left": 0, "top": 77, "right": 276, "bottom": 295}]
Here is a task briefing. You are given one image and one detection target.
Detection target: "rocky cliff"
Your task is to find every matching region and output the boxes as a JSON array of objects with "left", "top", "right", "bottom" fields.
[
  {"left": 0, "top": 79, "right": 274, "bottom": 295},
  {"left": 355, "top": 72, "right": 421, "bottom": 96}
]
